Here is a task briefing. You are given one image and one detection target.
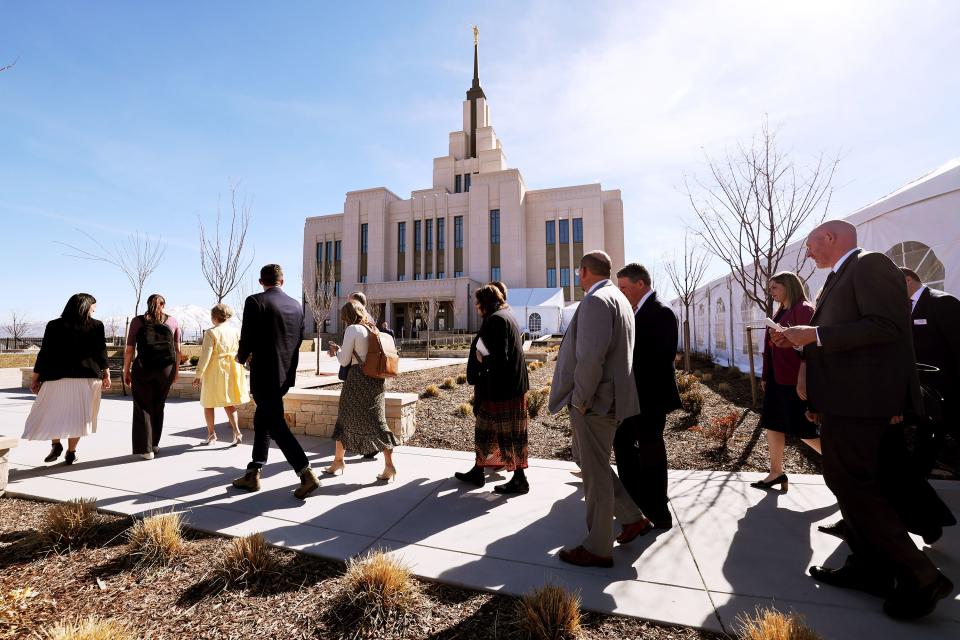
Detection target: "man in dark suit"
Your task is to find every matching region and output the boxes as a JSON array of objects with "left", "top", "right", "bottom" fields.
[
  {"left": 614, "top": 263, "right": 681, "bottom": 532},
  {"left": 782, "top": 221, "right": 951, "bottom": 620},
  {"left": 231, "top": 264, "right": 319, "bottom": 499}
]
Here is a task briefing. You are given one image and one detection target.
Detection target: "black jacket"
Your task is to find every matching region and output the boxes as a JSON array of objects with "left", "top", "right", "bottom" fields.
[
  {"left": 911, "top": 286, "right": 960, "bottom": 402},
  {"left": 467, "top": 308, "right": 529, "bottom": 402},
  {"left": 237, "top": 287, "right": 304, "bottom": 394},
  {"left": 803, "top": 250, "right": 922, "bottom": 417},
  {"left": 633, "top": 292, "right": 682, "bottom": 414},
  {"left": 33, "top": 318, "right": 108, "bottom": 382}
]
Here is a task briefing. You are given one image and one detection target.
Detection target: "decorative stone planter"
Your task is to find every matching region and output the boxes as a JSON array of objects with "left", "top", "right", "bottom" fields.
[{"left": 0, "top": 435, "right": 19, "bottom": 496}]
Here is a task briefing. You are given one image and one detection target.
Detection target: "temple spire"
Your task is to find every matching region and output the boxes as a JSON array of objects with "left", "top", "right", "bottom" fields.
[{"left": 466, "top": 25, "right": 486, "bottom": 158}]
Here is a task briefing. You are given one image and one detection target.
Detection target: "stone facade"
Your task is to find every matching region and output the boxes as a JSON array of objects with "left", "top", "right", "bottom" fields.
[{"left": 302, "top": 38, "right": 626, "bottom": 336}]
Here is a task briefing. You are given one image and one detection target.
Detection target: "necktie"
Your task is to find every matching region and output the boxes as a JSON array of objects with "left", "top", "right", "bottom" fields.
[{"left": 816, "top": 271, "right": 836, "bottom": 305}]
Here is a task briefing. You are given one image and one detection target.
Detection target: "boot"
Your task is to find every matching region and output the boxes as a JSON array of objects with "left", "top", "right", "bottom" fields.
[
  {"left": 232, "top": 469, "right": 261, "bottom": 492},
  {"left": 294, "top": 468, "right": 320, "bottom": 499},
  {"left": 44, "top": 442, "right": 63, "bottom": 463},
  {"left": 454, "top": 465, "right": 485, "bottom": 487}
]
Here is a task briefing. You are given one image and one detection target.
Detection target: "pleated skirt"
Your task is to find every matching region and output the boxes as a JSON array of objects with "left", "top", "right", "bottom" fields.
[{"left": 22, "top": 378, "right": 102, "bottom": 440}]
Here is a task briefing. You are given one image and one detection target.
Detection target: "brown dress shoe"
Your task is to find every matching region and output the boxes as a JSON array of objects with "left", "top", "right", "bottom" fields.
[
  {"left": 616, "top": 517, "right": 654, "bottom": 544},
  {"left": 232, "top": 469, "right": 261, "bottom": 492},
  {"left": 294, "top": 468, "right": 320, "bottom": 499},
  {"left": 558, "top": 545, "right": 614, "bottom": 568}
]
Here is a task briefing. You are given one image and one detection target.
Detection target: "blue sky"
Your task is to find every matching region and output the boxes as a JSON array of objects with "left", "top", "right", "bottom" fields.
[{"left": 2, "top": 1, "right": 959, "bottom": 328}]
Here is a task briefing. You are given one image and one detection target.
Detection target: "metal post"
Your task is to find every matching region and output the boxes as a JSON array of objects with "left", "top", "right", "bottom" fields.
[{"left": 746, "top": 326, "right": 758, "bottom": 408}]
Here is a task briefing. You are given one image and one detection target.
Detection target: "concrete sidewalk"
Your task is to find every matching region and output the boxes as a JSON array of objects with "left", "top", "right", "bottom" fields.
[{"left": 0, "top": 381, "right": 957, "bottom": 638}]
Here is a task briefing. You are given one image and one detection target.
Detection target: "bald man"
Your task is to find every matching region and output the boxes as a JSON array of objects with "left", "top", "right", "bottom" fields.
[{"left": 780, "top": 220, "right": 951, "bottom": 619}]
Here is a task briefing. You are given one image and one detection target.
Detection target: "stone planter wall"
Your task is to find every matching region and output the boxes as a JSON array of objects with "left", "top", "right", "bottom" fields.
[
  {"left": 0, "top": 435, "right": 19, "bottom": 496},
  {"left": 21, "top": 368, "right": 206, "bottom": 400}
]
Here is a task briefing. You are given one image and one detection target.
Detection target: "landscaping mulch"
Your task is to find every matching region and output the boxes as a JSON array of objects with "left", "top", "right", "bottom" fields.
[{"left": 0, "top": 497, "right": 721, "bottom": 640}]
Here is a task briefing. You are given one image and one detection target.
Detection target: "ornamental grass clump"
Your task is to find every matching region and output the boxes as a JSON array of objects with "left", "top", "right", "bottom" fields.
[
  {"left": 333, "top": 550, "right": 420, "bottom": 639},
  {"left": 440, "top": 377, "right": 455, "bottom": 390},
  {"left": 675, "top": 372, "right": 699, "bottom": 394},
  {"left": 44, "top": 617, "right": 133, "bottom": 640},
  {"left": 527, "top": 388, "right": 548, "bottom": 418},
  {"left": 127, "top": 513, "right": 186, "bottom": 569},
  {"left": 218, "top": 532, "right": 279, "bottom": 588},
  {"left": 680, "top": 389, "right": 704, "bottom": 416},
  {"left": 737, "top": 607, "right": 822, "bottom": 640},
  {"left": 514, "top": 583, "right": 582, "bottom": 640},
  {"left": 421, "top": 384, "right": 440, "bottom": 398},
  {"left": 455, "top": 402, "right": 474, "bottom": 418},
  {"left": 456, "top": 373, "right": 468, "bottom": 384},
  {"left": 42, "top": 498, "right": 99, "bottom": 549}
]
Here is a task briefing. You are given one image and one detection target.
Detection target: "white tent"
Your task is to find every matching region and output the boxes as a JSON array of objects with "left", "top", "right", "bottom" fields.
[
  {"left": 506, "top": 288, "right": 565, "bottom": 337},
  {"left": 561, "top": 302, "right": 579, "bottom": 333},
  {"left": 671, "top": 157, "right": 960, "bottom": 374}
]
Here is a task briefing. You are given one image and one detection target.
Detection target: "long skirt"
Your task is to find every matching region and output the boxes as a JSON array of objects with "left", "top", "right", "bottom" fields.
[
  {"left": 474, "top": 394, "right": 529, "bottom": 471},
  {"left": 22, "top": 378, "right": 102, "bottom": 440},
  {"left": 333, "top": 365, "right": 398, "bottom": 453}
]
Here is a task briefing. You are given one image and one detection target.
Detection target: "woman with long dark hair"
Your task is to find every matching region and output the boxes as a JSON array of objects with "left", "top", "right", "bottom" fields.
[
  {"left": 752, "top": 271, "right": 821, "bottom": 491},
  {"left": 23, "top": 293, "right": 111, "bottom": 464},
  {"left": 123, "top": 293, "right": 181, "bottom": 460},
  {"left": 455, "top": 283, "right": 531, "bottom": 493}
]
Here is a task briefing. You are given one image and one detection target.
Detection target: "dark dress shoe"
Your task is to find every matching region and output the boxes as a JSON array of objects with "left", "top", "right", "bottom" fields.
[
  {"left": 558, "top": 545, "right": 613, "bottom": 568},
  {"left": 454, "top": 467, "right": 485, "bottom": 487},
  {"left": 883, "top": 572, "right": 954, "bottom": 620},
  {"left": 493, "top": 477, "right": 529, "bottom": 495},
  {"left": 64, "top": 450, "right": 77, "bottom": 465},
  {"left": 44, "top": 442, "right": 63, "bottom": 463},
  {"left": 809, "top": 565, "right": 895, "bottom": 598},
  {"left": 920, "top": 526, "right": 943, "bottom": 546},
  {"left": 750, "top": 473, "right": 788, "bottom": 491},
  {"left": 232, "top": 469, "right": 261, "bottom": 492},
  {"left": 817, "top": 519, "right": 847, "bottom": 540},
  {"left": 616, "top": 517, "right": 654, "bottom": 544}
]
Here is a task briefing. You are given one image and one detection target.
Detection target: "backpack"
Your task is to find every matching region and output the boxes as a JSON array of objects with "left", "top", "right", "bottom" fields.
[
  {"left": 135, "top": 317, "right": 177, "bottom": 371},
  {"left": 356, "top": 323, "right": 399, "bottom": 379}
]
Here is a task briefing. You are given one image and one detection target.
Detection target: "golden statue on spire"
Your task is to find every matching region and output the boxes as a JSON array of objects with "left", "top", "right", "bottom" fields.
[{"left": 473, "top": 25, "right": 479, "bottom": 46}]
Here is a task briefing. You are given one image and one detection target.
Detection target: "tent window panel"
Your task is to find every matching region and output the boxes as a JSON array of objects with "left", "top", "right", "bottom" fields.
[
  {"left": 528, "top": 313, "right": 542, "bottom": 334},
  {"left": 715, "top": 298, "right": 727, "bottom": 351},
  {"left": 884, "top": 241, "right": 946, "bottom": 289}
]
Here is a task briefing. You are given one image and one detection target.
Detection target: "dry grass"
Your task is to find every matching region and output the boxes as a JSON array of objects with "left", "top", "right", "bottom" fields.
[
  {"left": 455, "top": 373, "right": 468, "bottom": 384},
  {"left": 0, "top": 587, "right": 39, "bottom": 634},
  {"left": 126, "top": 513, "right": 186, "bottom": 569},
  {"left": 680, "top": 389, "right": 704, "bottom": 416},
  {"left": 676, "top": 372, "right": 699, "bottom": 394},
  {"left": 331, "top": 550, "right": 421, "bottom": 639},
  {"left": 42, "top": 498, "right": 99, "bottom": 549},
  {"left": 701, "top": 372, "right": 713, "bottom": 382},
  {"left": 422, "top": 384, "right": 440, "bottom": 398},
  {"left": 515, "top": 583, "right": 582, "bottom": 640},
  {"left": 717, "top": 382, "right": 732, "bottom": 393},
  {"left": 455, "top": 402, "right": 474, "bottom": 418},
  {"left": 737, "top": 607, "right": 822, "bottom": 640},
  {"left": 217, "top": 532, "right": 278, "bottom": 587},
  {"left": 440, "top": 377, "right": 455, "bottom": 390},
  {"left": 528, "top": 388, "right": 548, "bottom": 418},
  {"left": 43, "top": 617, "right": 133, "bottom": 640}
]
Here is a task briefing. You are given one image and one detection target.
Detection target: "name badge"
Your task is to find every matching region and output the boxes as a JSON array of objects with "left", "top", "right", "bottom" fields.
[{"left": 914, "top": 319, "right": 928, "bottom": 325}]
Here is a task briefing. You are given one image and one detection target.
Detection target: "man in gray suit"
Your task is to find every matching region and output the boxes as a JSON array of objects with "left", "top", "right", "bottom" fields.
[{"left": 549, "top": 251, "right": 649, "bottom": 568}]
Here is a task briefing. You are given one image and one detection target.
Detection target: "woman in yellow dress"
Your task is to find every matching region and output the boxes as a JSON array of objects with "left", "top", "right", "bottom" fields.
[{"left": 192, "top": 303, "right": 250, "bottom": 445}]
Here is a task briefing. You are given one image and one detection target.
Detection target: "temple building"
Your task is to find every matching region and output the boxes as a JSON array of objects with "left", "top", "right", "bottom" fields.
[{"left": 302, "top": 30, "right": 626, "bottom": 335}]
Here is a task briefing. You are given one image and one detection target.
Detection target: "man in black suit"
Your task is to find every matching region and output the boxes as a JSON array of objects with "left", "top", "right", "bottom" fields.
[
  {"left": 614, "top": 263, "right": 682, "bottom": 533},
  {"left": 782, "top": 221, "right": 952, "bottom": 620},
  {"left": 231, "top": 264, "right": 319, "bottom": 499}
]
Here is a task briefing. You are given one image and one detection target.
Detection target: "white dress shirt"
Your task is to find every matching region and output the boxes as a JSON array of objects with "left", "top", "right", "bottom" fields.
[
  {"left": 586, "top": 279, "right": 609, "bottom": 297},
  {"left": 634, "top": 289, "right": 654, "bottom": 315},
  {"left": 910, "top": 285, "right": 927, "bottom": 313}
]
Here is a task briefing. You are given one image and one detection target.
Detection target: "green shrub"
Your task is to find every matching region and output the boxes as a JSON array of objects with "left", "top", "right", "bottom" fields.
[{"left": 189, "top": 355, "right": 199, "bottom": 366}]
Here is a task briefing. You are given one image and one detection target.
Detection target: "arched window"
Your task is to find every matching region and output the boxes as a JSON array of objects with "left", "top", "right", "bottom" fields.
[
  {"left": 528, "top": 312, "right": 542, "bottom": 335},
  {"left": 884, "top": 241, "right": 946, "bottom": 289},
  {"left": 695, "top": 302, "right": 706, "bottom": 348},
  {"left": 715, "top": 298, "right": 727, "bottom": 351},
  {"left": 742, "top": 298, "right": 763, "bottom": 354}
]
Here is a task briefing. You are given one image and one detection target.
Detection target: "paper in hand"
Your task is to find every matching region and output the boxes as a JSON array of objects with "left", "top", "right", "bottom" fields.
[
  {"left": 476, "top": 337, "right": 491, "bottom": 357},
  {"left": 763, "top": 317, "right": 785, "bottom": 332}
]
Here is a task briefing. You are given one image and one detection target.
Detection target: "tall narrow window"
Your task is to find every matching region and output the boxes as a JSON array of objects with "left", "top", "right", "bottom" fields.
[
  {"left": 547, "top": 268, "right": 557, "bottom": 288},
  {"left": 573, "top": 218, "right": 583, "bottom": 243},
  {"left": 425, "top": 220, "right": 433, "bottom": 251},
  {"left": 454, "top": 216, "right": 463, "bottom": 248},
  {"left": 398, "top": 222, "right": 406, "bottom": 254},
  {"left": 414, "top": 221, "right": 422, "bottom": 251},
  {"left": 560, "top": 267, "right": 570, "bottom": 287},
  {"left": 334, "top": 240, "right": 342, "bottom": 261},
  {"left": 545, "top": 220, "right": 555, "bottom": 245},
  {"left": 437, "top": 218, "right": 445, "bottom": 250},
  {"left": 491, "top": 266, "right": 501, "bottom": 281},
  {"left": 316, "top": 242, "right": 323, "bottom": 265},
  {"left": 559, "top": 219, "right": 569, "bottom": 244},
  {"left": 464, "top": 173, "right": 472, "bottom": 192},
  {"left": 490, "top": 209, "right": 500, "bottom": 245},
  {"left": 360, "top": 224, "right": 368, "bottom": 254},
  {"left": 455, "top": 175, "right": 462, "bottom": 193},
  {"left": 325, "top": 241, "right": 333, "bottom": 264}
]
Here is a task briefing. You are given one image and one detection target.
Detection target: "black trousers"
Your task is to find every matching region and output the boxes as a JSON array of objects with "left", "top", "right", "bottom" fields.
[
  {"left": 248, "top": 387, "right": 309, "bottom": 476},
  {"left": 613, "top": 411, "right": 670, "bottom": 524},
  {"left": 881, "top": 424, "right": 957, "bottom": 534},
  {"left": 820, "top": 414, "right": 939, "bottom": 588},
  {"left": 131, "top": 361, "right": 175, "bottom": 454}
]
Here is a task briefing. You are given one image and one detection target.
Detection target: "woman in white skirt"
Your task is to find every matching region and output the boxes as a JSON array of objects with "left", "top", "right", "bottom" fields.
[{"left": 24, "top": 293, "right": 111, "bottom": 464}]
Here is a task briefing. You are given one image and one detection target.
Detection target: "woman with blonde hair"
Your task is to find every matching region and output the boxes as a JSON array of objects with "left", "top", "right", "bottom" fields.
[
  {"left": 24, "top": 293, "right": 111, "bottom": 464},
  {"left": 325, "top": 300, "right": 399, "bottom": 481},
  {"left": 193, "top": 303, "right": 249, "bottom": 445},
  {"left": 752, "top": 271, "right": 821, "bottom": 491}
]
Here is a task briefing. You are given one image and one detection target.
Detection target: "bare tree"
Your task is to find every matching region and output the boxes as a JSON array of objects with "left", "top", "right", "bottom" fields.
[
  {"left": 664, "top": 230, "right": 711, "bottom": 372},
  {"left": 415, "top": 297, "right": 437, "bottom": 359},
  {"left": 303, "top": 260, "right": 337, "bottom": 374},
  {"left": 199, "top": 184, "right": 255, "bottom": 303},
  {"left": 0, "top": 58, "right": 17, "bottom": 73},
  {"left": 59, "top": 231, "right": 167, "bottom": 316},
  {"left": 3, "top": 311, "right": 32, "bottom": 349},
  {"left": 686, "top": 117, "right": 838, "bottom": 317}
]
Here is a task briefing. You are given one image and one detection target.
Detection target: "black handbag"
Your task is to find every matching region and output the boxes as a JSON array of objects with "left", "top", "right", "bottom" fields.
[{"left": 338, "top": 365, "right": 349, "bottom": 381}]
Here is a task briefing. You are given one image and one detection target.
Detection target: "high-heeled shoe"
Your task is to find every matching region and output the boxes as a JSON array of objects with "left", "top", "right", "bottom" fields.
[
  {"left": 323, "top": 461, "right": 345, "bottom": 476},
  {"left": 376, "top": 466, "right": 397, "bottom": 483},
  {"left": 231, "top": 431, "right": 243, "bottom": 446},
  {"left": 750, "top": 473, "right": 788, "bottom": 492},
  {"left": 202, "top": 432, "right": 217, "bottom": 445},
  {"left": 44, "top": 442, "right": 64, "bottom": 463}
]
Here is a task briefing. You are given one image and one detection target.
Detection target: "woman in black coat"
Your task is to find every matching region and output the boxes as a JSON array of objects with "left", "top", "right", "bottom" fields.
[{"left": 455, "top": 283, "right": 530, "bottom": 494}]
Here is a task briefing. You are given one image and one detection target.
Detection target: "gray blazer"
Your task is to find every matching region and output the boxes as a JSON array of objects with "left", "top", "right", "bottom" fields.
[{"left": 549, "top": 280, "right": 641, "bottom": 423}]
